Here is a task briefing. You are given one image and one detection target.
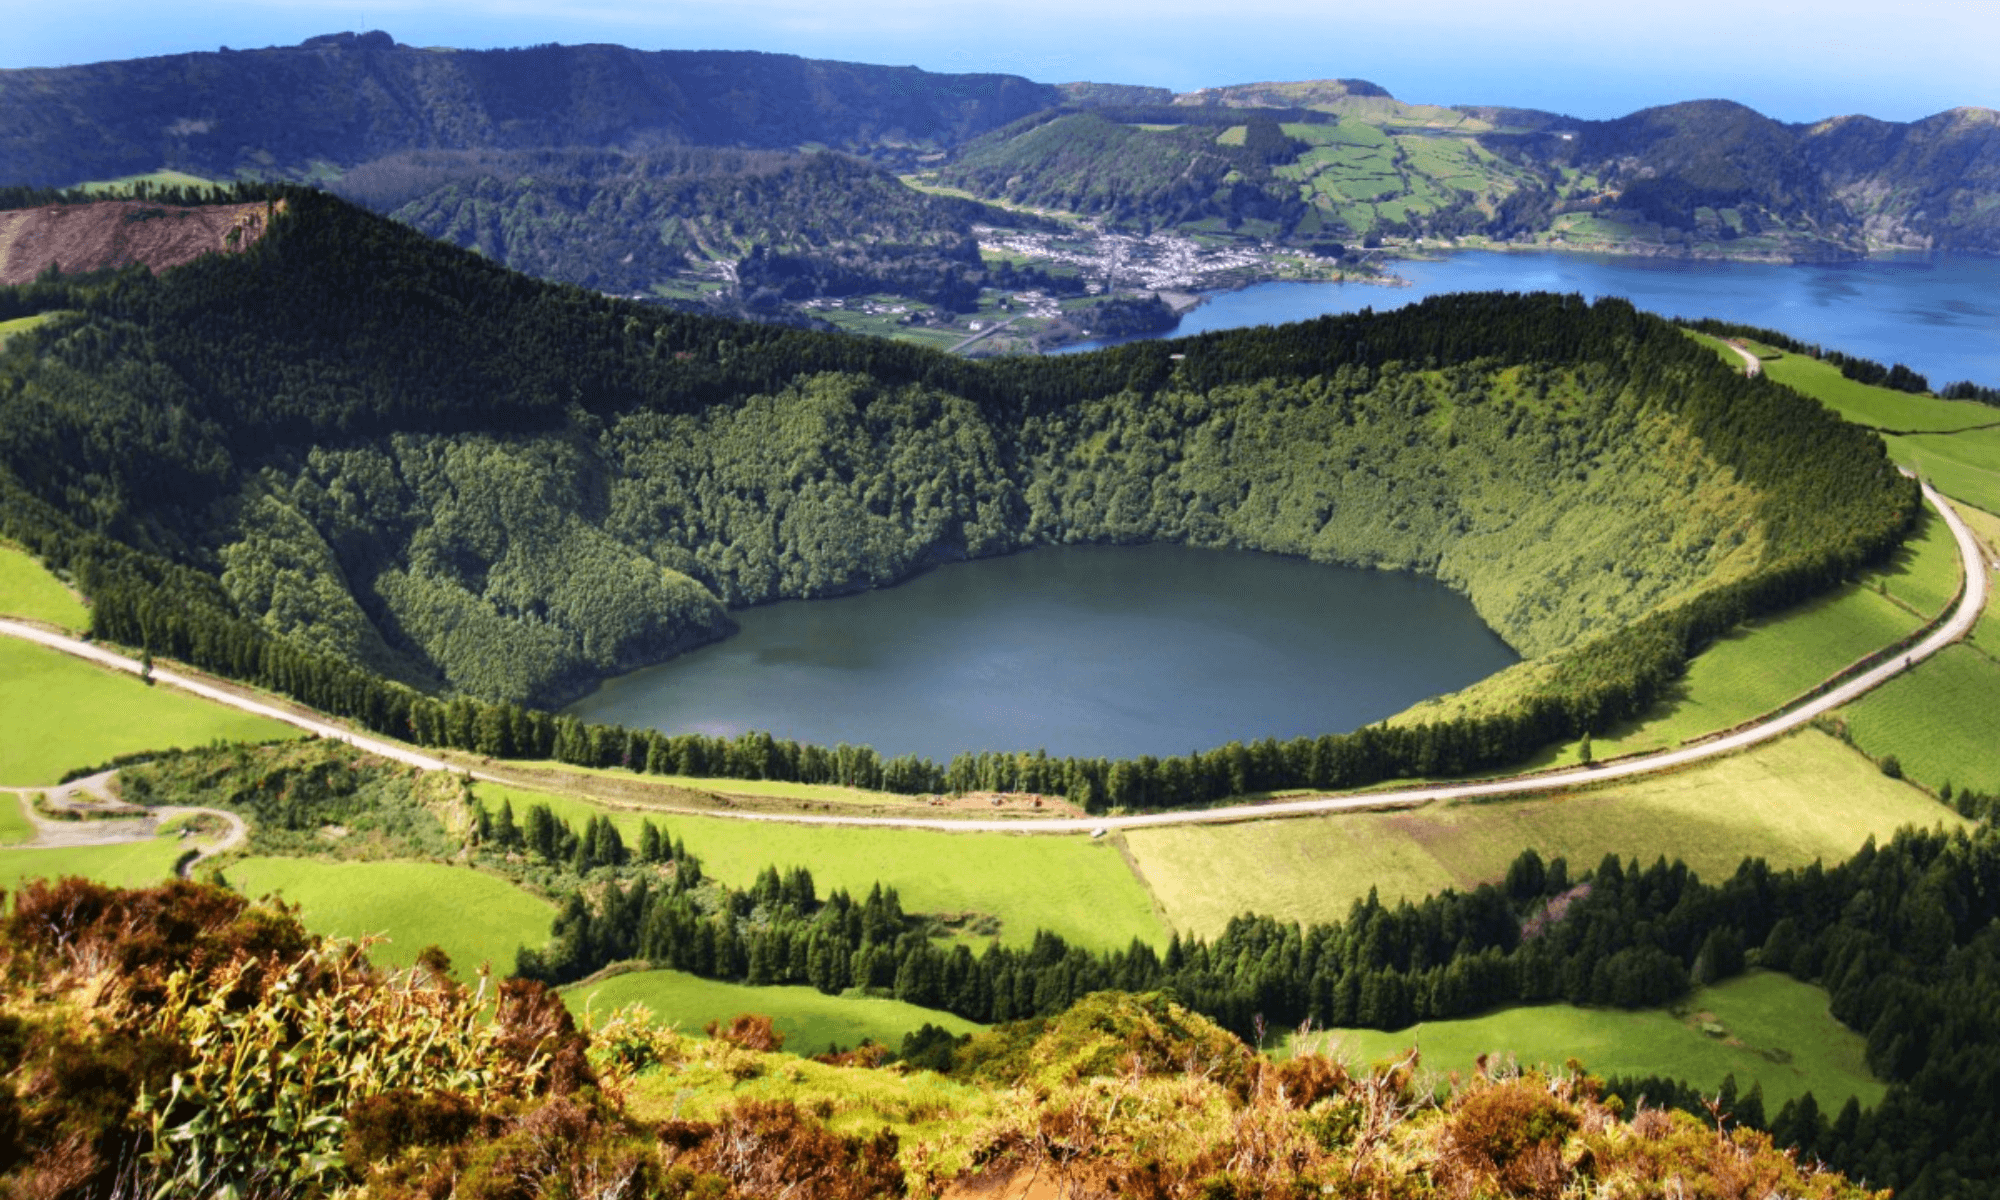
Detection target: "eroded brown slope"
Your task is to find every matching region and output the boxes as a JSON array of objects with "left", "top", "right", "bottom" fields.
[{"left": 0, "top": 198, "right": 283, "bottom": 285}]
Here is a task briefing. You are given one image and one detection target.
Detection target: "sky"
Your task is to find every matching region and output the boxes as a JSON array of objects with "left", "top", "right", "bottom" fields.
[{"left": 5, "top": 0, "right": 1996, "bottom": 124}]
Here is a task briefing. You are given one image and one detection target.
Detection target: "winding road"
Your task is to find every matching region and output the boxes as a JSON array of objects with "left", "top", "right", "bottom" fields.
[{"left": 0, "top": 483, "right": 1987, "bottom": 836}]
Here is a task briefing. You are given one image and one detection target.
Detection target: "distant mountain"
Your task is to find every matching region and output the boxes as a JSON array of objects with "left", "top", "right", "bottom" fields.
[
  {"left": 0, "top": 32, "right": 1060, "bottom": 186},
  {"left": 1, "top": 36, "right": 1993, "bottom": 299}
]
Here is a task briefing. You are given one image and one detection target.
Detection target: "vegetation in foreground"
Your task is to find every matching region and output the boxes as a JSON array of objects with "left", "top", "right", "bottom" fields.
[{"left": 0, "top": 878, "right": 1878, "bottom": 1200}]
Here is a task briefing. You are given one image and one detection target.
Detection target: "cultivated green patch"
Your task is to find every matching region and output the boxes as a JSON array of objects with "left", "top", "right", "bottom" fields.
[
  {"left": 1838, "top": 646, "right": 2000, "bottom": 796},
  {"left": 1322, "top": 971, "right": 1882, "bottom": 1114},
  {"left": 224, "top": 856, "right": 554, "bottom": 978},
  {"left": 1124, "top": 730, "right": 1963, "bottom": 938},
  {"left": 0, "top": 836, "right": 186, "bottom": 892},
  {"left": 474, "top": 782, "right": 1163, "bottom": 953},
  {"left": 0, "top": 638, "right": 296, "bottom": 785},
  {"left": 0, "top": 540, "right": 88, "bottom": 629},
  {"left": 0, "top": 795, "right": 33, "bottom": 846},
  {"left": 565, "top": 968, "right": 981, "bottom": 1055}
]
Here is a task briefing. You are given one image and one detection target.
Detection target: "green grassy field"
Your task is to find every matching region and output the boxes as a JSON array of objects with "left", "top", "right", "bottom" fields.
[
  {"left": 0, "top": 836, "right": 187, "bottom": 892},
  {"left": 0, "top": 795, "right": 31, "bottom": 846},
  {"left": 0, "top": 540, "right": 88, "bottom": 630},
  {"left": 1588, "top": 578, "right": 1928, "bottom": 760},
  {"left": 75, "top": 169, "right": 219, "bottom": 195},
  {"left": 0, "top": 313, "right": 66, "bottom": 352},
  {"left": 1124, "top": 729, "right": 1963, "bottom": 938},
  {"left": 1839, "top": 645, "right": 2000, "bottom": 796},
  {"left": 225, "top": 857, "right": 554, "bottom": 979},
  {"left": 1320, "top": 971, "right": 1882, "bottom": 1114},
  {"left": 565, "top": 968, "right": 981, "bottom": 1055},
  {"left": 1756, "top": 350, "right": 2000, "bottom": 514},
  {"left": 473, "top": 783, "right": 1163, "bottom": 953},
  {"left": 0, "top": 638, "right": 298, "bottom": 785}
]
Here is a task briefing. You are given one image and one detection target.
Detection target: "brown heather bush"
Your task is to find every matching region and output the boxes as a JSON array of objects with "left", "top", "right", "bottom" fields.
[{"left": 705, "top": 1011, "right": 787, "bottom": 1053}]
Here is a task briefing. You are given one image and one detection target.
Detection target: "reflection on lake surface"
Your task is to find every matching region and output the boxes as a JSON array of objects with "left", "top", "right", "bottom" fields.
[{"left": 566, "top": 544, "right": 1519, "bottom": 761}]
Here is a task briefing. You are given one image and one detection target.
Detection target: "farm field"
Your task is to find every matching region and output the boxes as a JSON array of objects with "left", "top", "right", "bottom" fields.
[
  {"left": 0, "top": 541, "right": 88, "bottom": 630},
  {"left": 564, "top": 968, "right": 981, "bottom": 1055},
  {"left": 1838, "top": 645, "right": 2000, "bottom": 796},
  {"left": 1564, "top": 508, "right": 1956, "bottom": 762},
  {"left": 0, "top": 637, "right": 297, "bottom": 785},
  {"left": 1123, "top": 729, "right": 1964, "bottom": 938},
  {"left": 474, "top": 783, "right": 1164, "bottom": 953},
  {"left": 1757, "top": 349, "right": 2000, "bottom": 514},
  {"left": 1323, "top": 971, "right": 1883, "bottom": 1115},
  {"left": 225, "top": 857, "right": 555, "bottom": 979},
  {"left": 0, "top": 835, "right": 187, "bottom": 892},
  {"left": 0, "top": 795, "right": 30, "bottom": 845}
]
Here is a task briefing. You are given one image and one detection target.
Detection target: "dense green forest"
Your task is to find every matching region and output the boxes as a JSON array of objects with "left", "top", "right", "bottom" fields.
[
  {"left": 331, "top": 147, "right": 1064, "bottom": 312},
  {"left": 0, "top": 189, "right": 1912, "bottom": 793}
]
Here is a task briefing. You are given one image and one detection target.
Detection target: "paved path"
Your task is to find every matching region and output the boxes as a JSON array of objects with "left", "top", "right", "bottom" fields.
[{"left": 0, "top": 483, "right": 1985, "bottom": 835}]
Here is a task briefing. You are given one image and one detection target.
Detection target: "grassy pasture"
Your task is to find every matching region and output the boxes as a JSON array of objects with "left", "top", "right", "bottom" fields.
[
  {"left": 1587, "top": 571, "right": 1931, "bottom": 761},
  {"left": 0, "top": 540, "right": 88, "bottom": 630},
  {"left": 1123, "top": 730, "right": 1963, "bottom": 939},
  {"left": 0, "top": 638, "right": 296, "bottom": 785},
  {"left": 225, "top": 857, "right": 554, "bottom": 979},
  {"left": 473, "top": 783, "right": 1164, "bottom": 953},
  {"left": 0, "top": 313, "right": 65, "bottom": 351},
  {"left": 1838, "top": 645, "right": 2000, "bottom": 796},
  {"left": 565, "top": 969, "right": 981, "bottom": 1055},
  {"left": 0, "top": 795, "right": 31, "bottom": 846},
  {"left": 75, "top": 169, "right": 218, "bottom": 195},
  {"left": 0, "top": 836, "right": 187, "bottom": 892},
  {"left": 1320, "top": 971, "right": 1882, "bottom": 1114},
  {"left": 1756, "top": 349, "right": 2000, "bottom": 513}
]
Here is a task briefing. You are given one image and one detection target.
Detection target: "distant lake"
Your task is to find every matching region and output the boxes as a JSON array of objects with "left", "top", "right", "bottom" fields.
[
  {"left": 1067, "top": 250, "right": 2000, "bottom": 390},
  {"left": 565, "top": 543, "right": 1518, "bottom": 761}
]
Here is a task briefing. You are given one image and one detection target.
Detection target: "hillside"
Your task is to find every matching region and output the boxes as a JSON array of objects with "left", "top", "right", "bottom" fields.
[
  {"left": 0, "top": 197, "right": 281, "bottom": 284},
  {"left": 0, "top": 192, "right": 1913, "bottom": 797}
]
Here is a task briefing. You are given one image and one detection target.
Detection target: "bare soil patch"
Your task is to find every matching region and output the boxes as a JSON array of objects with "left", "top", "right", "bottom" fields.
[{"left": 0, "top": 199, "right": 284, "bottom": 286}]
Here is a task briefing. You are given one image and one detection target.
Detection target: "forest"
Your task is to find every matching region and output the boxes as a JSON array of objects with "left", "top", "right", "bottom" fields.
[{"left": 0, "top": 188, "right": 1916, "bottom": 804}]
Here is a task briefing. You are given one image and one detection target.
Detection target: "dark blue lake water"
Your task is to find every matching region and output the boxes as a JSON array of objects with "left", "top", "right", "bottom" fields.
[{"left": 565, "top": 544, "right": 1518, "bottom": 762}]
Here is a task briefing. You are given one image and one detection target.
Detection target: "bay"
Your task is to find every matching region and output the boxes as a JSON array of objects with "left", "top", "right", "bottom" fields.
[
  {"left": 565, "top": 543, "right": 1518, "bottom": 763},
  {"left": 1068, "top": 250, "right": 2000, "bottom": 390}
]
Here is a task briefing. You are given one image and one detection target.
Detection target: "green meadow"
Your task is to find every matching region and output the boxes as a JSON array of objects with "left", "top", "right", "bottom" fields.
[
  {"left": 1482, "top": 501, "right": 1959, "bottom": 767},
  {"left": 473, "top": 783, "right": 1163, "bottom": 953},
  {"left": 0, "top": 638, "right": 297, "bottom": 785},
  {"left": 0, "top": 313, "right": 66, "bottom": 352},
  {"left": 1839, "top": 645, "right": 2000, "bottom": 796},
  {"left": 1757, "top": 349, "right": 2000, "bottom": 514},
  {"left": 1124, "top": 730, "right": 1963, "bottom": 938},
  {"left": 0, "top": 796, "right": 30, "bottom": 846},
  {"left": 565, "top": 968, "right": 982, "bottom": 1055},
  {"left": 0, "top": 836, "right": 187, "bottom": 893},
  {"left": 224, "top": 857, "right": 554, "bottom": 979},
  {"left": 1322, "top": 971, "right": 1882, "bottom": 1115},
  {"left": 0, "top": 541, "right": 88, "bottom": 630}
]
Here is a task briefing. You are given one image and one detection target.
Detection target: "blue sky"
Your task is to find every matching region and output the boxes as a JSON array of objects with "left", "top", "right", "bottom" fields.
[{"left": 7, "top": 0, "right": 1995, "bottom": 124}]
